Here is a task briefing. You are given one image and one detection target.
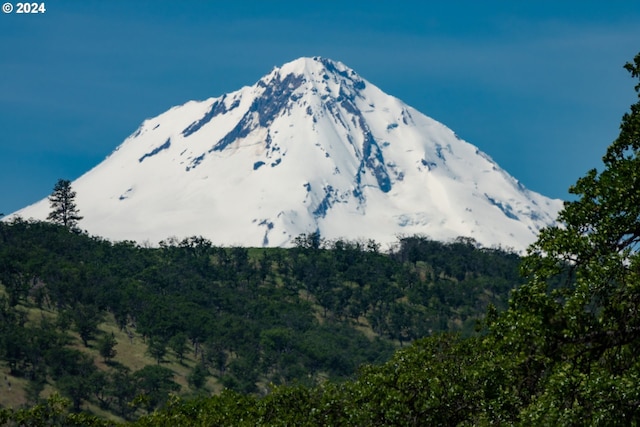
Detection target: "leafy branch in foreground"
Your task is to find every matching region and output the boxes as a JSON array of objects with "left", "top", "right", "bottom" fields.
[{"left": 491, "top": 51, "right": 640, "bottom": 424}]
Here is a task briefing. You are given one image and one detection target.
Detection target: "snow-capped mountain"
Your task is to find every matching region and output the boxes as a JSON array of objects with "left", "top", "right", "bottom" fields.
[{"left": 9, "top": 57, "right": 562, "bottom": 251}]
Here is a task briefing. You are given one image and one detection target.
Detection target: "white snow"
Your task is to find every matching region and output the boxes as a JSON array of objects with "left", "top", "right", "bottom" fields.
[{"left": 7, "top": 57, "right": 563, "bottom": 252}]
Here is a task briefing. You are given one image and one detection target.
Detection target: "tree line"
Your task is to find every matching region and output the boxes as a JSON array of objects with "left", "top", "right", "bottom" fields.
[
  {"left": 0, "top": 216, "right": 521, "bottom": 420},
  {"left": 1, "top": 51, "right": 638, "bottom": 426}
]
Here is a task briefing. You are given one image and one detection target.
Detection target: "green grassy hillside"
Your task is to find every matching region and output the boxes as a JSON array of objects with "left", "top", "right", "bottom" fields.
[{"left": 0, "top": 219, "right": 521, "bottom": 421}]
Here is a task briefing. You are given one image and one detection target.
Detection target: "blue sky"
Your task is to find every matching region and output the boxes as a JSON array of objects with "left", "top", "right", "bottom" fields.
[{"left": 1, "top": 0, "right": 639, "bottom": 215}]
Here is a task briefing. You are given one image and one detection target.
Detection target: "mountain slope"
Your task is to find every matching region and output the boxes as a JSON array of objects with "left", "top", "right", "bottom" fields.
[{"left": 9, "top": 57, "right": 562, "bottom": 251}]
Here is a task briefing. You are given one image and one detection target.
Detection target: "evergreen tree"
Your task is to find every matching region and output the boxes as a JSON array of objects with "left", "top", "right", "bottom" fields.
[{"left": 47, "top": 178, "right": 82, "bottom": 228}]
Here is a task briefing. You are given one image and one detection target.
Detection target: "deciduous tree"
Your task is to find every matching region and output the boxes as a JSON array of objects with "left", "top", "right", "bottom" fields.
[
  {"left": 97, "top": 332, "right": 117, "bottom": 363},
  {"left": 494, "top": 52, "right": 640, "bottom": 424}
]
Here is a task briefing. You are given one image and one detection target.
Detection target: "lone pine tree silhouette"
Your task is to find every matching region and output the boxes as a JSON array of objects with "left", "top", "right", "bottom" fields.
[{"left": 47, "top": 178, "right": 83, "bottom": 229}]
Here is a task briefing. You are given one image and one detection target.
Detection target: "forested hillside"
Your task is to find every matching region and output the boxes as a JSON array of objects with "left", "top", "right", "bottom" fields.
[
  {"left": 2, "top": 51, "right": 638, "bottom": 427},
  {"left": 0, "top": 219, "right": 520, "bottom": 421}
]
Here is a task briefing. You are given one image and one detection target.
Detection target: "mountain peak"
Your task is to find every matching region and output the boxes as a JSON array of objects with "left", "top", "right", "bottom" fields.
[
  {"left": 257, "top": 57, "right": 366, "bottom": 98},
  {"left": 7, "top": 58, "right": 562, "bottom": 251},
  {"left": 276, "top": 56, "right": 351, "bottom": 78}
]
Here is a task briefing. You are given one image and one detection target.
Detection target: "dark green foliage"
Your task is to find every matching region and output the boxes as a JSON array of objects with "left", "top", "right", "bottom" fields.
[
  {"left": 168, "top": 332, "right": 187, "bottom": 363},
  {"left": 40, "top": 347, "right": 97, "bottom": 410},
  {"left": 47, "top": 178, "right": 83, "bottom": 229},
  {"left": 98, "top": 332, "right": 117, "bottom": 363},
  {"left": 187, "top": 362, "right": 208, "bottom": 390},
  {"left": 145, "top": 336, "right": 168, "bottom": 364},
  {"left": 0, "top": 216, "right": 518, "bottom": 420},
  {"left": 133, "top": 365, "right": 180, "bottom": 412},
  {"left": 108, "top": 366, "right": 138, "bottom": 419},
  {"left": 495, "top": 52, "right": 640, "bottom": 424},
  {"left": 68, "top": 304, "right": 102, "bottom": 347},
  {"left": 0, "top": 394, "right": 115, "bottom": 426},
  {"left": 3, "top": 51, "right": 640, "bottom": 427}
]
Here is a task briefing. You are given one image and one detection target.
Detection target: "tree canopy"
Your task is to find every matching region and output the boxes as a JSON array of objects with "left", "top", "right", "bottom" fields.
[
  {"left": 2, "top": 53, "right": 639, "bottom": 426},
  {"left": 499, "top": 51, "right": 640, "bottom": 423}
]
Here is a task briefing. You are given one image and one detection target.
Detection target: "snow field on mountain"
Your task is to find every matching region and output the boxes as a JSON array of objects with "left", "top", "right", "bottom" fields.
[{"left": 9, "top": 57, "right": 562, "bottom": 251}]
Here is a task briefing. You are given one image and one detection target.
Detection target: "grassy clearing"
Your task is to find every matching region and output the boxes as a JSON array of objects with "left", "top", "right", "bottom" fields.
[
  {"left": 0, "top": 298, "right": 223, "bottom": 412},
  {"left": 0, "top": 366, "right": 28, "bottom": 409}
]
